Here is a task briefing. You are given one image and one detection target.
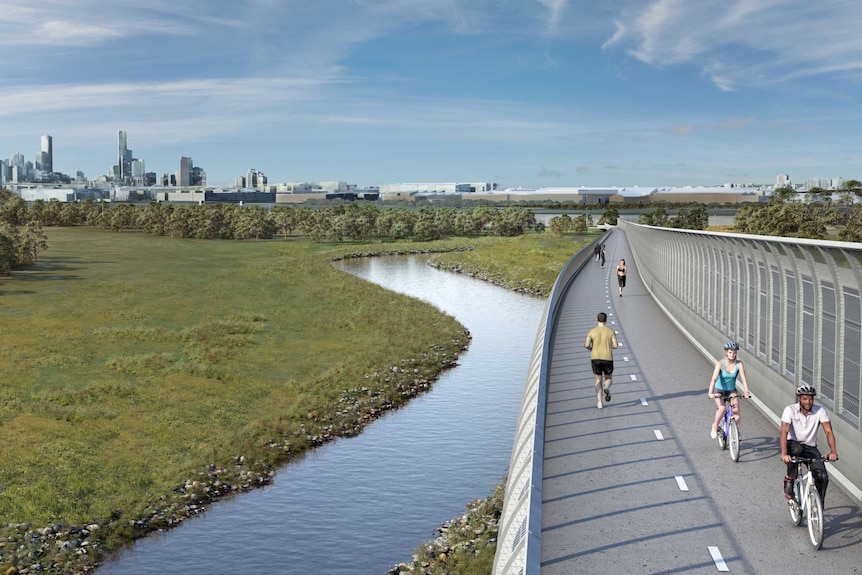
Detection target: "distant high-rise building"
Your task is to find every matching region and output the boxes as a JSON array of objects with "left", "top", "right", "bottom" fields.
[
  {"left": 117, "top": 130, "right": 134, "bottom": 182},
  {"left": 40, "top": 135, "right": 53, "bottom": 174},
  {"left": 245, "top": 168, "right": 266, "bottom": 189},
  {"left": 131, "top": 159, "right": 146, "bottom": 181},
  {"left": 178, "top": 156, "right": 192, "bottom": 186},
  {"left": 191, "top": 165, "right": 206, "bottom": 187},
  {"left": 776, "top": 174, "right": 790, "bottom": 188}
]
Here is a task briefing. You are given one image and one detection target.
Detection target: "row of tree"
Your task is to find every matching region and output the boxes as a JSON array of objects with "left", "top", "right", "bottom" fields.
[
  {"left": 0, "top": 192, "right": 544, "bottom": 247},
  {"left": 734, "top": 181, "right": 862, "bottom": 241},
  {"left": 638, "top": 205, "right": 709, "bottom": 229}
]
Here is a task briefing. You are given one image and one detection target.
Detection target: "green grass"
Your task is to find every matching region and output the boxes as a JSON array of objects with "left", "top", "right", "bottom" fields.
[
  {"left": 0, "top": 228, "right": 471, "bottom": 572},
  {"left": 427, "top": 232, "right": 597, "bottom": 296},
  {"left": 0, "top": 226, "right": 590, "bottom": 574}
]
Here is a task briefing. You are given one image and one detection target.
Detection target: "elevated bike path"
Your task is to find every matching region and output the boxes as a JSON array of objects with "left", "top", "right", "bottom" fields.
[{"left": 541, "top": 229, "right": 862, "bottom": 574}]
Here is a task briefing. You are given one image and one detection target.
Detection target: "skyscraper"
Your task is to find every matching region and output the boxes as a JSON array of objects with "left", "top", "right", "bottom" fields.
[
  {"left": 40, "top": 135, "right": 53, "bottom": 174},
  {"left": 118, "top": 130, "right": 133, "bottom": 182},
  {"left": 178, "top": 156, "right": 192, "bottom": 186}
]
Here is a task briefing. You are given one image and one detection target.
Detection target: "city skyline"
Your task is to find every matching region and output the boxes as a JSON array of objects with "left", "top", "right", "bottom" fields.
[{"left": 2, "top": 2, "right": 862, "bottom": 189}]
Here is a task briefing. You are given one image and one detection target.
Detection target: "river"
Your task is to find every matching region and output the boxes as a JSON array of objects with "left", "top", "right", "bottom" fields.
[{"left": 97, "top": 255, "right": 546, "bottom": 575}]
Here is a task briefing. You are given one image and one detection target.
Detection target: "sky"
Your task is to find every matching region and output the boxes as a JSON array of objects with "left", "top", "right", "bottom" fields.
[{"left": 2, "top": 0, "right": 862, "bottom": 189}]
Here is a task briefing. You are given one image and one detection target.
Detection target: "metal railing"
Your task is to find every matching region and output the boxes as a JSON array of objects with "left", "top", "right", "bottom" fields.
[
  {"left": 619, "top": 219, "right": 862, "bottom": 498},
  {"left": 491, "top": 232, "right": 609, "bottom": 575}
]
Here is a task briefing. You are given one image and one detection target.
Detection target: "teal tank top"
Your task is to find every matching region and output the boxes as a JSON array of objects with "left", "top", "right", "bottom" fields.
[{"left": 716, "top": 359, "right": 739, "bottom": 392}]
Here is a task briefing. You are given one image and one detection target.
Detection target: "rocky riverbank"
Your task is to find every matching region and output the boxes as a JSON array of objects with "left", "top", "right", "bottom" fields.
[
  {"left": 426, "top": 260, "right": 550, "bottom": 297},
  {"left": 0, "top": 339, "right": 469, "bottom": 575},
  {"left": 387, "top": 479, "right": 505, "bottom": 575}
]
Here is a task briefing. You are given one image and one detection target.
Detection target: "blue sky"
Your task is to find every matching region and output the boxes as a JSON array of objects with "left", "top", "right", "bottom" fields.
[{"left": 2, "top": 0, "right": 862, "bottom": 189}]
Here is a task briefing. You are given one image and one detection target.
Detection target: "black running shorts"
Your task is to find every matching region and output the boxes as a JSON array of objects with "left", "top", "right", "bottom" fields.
[{"left": 591, "top": 359, "right": 614, "bottom": 376}]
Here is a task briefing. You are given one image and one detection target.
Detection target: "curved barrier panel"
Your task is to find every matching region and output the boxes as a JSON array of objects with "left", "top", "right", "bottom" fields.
[{"left": 492, "top": 232, "right": 610, "bottom": 575}]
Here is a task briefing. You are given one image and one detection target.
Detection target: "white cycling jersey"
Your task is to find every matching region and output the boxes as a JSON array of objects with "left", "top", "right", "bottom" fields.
[{"left": 781, "top": 403, "right": 830, "bottom": 447}]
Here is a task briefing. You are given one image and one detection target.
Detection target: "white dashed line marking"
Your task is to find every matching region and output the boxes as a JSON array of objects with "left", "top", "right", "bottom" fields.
[
  {"left": 623, "top": 356, "right": 630, "bottom": 362},
  {"left": 630, "top": 374, "right": 637, "bottom": 381},
  {"left": 675, "top": 476, "right": 689, "bottom": 492},
  {"left": 654, "top": 430, "right": 664, "bottom": 441},
  {"left": 640, "top": 398, "right": 649, "bottom": 406},
  {"left": 708, "top": 546, "right": 729, "bottom": 572}
]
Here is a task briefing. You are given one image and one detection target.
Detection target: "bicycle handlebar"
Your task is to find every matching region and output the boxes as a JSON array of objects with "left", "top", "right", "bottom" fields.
[{"left": 788, "top": 456, "right": 830, "bottom": 463}]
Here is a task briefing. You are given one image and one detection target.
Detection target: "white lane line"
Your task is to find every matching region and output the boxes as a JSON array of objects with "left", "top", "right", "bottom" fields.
[
  {"left": 708, "top": 546, "right": 729, "bottom": 572},
  {"left": 675, "top": 476, "right": 689, "bottom": 492},
  {"left": 640, "top": 398, "right": 649, "bottom": 406},
  {"left": 654, "top": 430, "right": 664, "bottom": 441},
  {"left": 630, "top": 374, "right": 637, "bottom": 381},
  {"left": 623, "top": 356, "right": 630, "bottom": 361}
]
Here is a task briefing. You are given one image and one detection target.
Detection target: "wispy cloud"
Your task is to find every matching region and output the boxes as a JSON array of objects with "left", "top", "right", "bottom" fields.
[
  {"left": 604, "top": 0, "right": 862, "bottom": 91},
  {"left": 0, "top": 1, "right": 212, "bottom": 46},
  {"left": 536, "top": 0, "right": 568, "bottom": 36}
]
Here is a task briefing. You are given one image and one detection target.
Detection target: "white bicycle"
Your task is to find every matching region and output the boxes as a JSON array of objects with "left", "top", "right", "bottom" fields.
[{"left": 787, "top": 456, "right": 828, "bottom": 549}]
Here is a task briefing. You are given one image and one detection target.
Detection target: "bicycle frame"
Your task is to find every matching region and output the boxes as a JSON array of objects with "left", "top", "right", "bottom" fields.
[
  {"left": 715, "top": 393, "right": 741, "bottom": 462},
  {"left": 788, "top": 457, "right": 826, "bottom": 549}
]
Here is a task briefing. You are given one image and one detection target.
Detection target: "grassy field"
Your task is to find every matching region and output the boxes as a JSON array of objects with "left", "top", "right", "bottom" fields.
[
  {"left": 0, "top": 226, "right": 590, "bottom": 574},
  {"left": 428, "top": 233, "right": 598, "bottom": 296}
]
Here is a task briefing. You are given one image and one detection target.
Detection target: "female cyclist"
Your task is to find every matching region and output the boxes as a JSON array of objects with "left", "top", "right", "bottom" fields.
[{"left": 707, "top": 341, "right": 751, "bottom": 438}]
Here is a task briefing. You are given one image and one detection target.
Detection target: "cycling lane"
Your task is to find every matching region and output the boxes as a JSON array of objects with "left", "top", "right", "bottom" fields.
[{"left": 540, "top": 229, "right": 862, "bottom": 574}]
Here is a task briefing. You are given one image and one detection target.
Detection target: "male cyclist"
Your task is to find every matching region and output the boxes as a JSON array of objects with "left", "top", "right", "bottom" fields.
[
  {"left": 707, "top": 341, "right": 751, "bottom": 438},
  {"left": 780, "top": 385, "right": 839, "bottom": 503}
]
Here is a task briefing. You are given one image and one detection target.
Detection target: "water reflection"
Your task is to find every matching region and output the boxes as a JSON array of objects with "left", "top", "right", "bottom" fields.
[{"left": 98, "top": 256, "right": 545, "bottom": 575}]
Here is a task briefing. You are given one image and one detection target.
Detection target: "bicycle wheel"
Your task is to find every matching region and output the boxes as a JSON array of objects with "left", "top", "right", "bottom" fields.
[
  {"left": 806, "top": 488, "right": 824, "bottom": 549},
  {"left": 728, "top": 419, "right": 740, "bottom": 462},
  {"left": 790, "top": 481, "right": 802, "bottom": 525},
  {"left": 717, "top": 420, "right": 727, "bottom": 450}
]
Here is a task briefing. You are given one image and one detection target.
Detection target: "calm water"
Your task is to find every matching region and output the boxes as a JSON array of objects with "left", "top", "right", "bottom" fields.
[{"left": 97, "top": 256, "right": 545, "bottom": 575}]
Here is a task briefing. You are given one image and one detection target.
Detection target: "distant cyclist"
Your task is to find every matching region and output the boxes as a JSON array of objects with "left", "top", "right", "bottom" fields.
[
  {"left": 707, "top": 341, "right": 751, "bottom": 438},
  {"left": 780, "top": 385, "right": 838, "bottom": 503}
]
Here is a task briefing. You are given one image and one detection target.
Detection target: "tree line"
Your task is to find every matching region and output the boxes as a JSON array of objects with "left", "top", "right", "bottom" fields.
[
  {"left": 734, "top": 180, "right": 862, "bottom": 241},
  {"left": 637, "top": 204, "right": 709, "bottom": 229},
  {"left": 0, "top": 194, "right": 546, "bottom": 274}
]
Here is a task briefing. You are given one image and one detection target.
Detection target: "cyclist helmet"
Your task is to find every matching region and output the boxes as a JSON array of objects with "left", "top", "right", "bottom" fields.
[
  {"left": 723, "top": 341, "right": 740, "bottom": 351},
  {"left": 796, "top": 384, "right": 817, "bottom": 397}
]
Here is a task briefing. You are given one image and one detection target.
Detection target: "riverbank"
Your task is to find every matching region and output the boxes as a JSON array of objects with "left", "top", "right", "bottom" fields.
[
  {"left": 386, "top": 480, "right": 505, "bottom": 575},
  {"left": 389, "top": 231, "right": 594, "bottom": 575}
]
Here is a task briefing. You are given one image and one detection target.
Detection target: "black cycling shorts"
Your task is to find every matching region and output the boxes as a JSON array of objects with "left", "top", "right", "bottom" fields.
[
  {"left": 618, "top": 275, "right": 626, "bottom": 287},
  {"left": 591, "top": 359, "right": 614, "bottom": 376}
]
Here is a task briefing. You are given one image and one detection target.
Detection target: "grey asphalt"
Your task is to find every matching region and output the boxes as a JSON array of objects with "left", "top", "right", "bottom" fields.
[{"left": 541, "top": 229, "right": 862, "bottom": 574}]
